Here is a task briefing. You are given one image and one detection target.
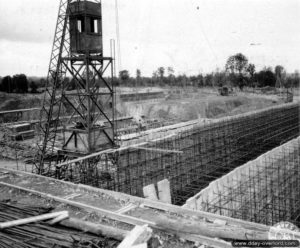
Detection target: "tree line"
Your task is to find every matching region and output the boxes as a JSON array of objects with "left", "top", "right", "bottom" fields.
[
  {"left": 0, "top": 74, "right": 38, "bottom": 93},
  {"left": 1, "top": 53, "right": 299, "bottom": 93},
  {"left": 118, "top": 53, "right": 300, "bottom": 89}
]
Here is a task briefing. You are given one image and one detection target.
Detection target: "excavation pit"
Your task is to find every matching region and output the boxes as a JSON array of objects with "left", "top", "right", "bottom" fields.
[{"left": 52, "top": 102, "right": 299, "bottom": 206}]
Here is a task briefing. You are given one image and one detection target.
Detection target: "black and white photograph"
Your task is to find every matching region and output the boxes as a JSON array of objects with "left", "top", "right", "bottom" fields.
[{"left": 0, "top": 0, "right": 299, "bottom": 247}]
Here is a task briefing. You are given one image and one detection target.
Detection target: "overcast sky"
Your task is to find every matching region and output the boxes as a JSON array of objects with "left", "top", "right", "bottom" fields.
[{"left": 0, "top": 0, "right": 299, "bottom": 77}]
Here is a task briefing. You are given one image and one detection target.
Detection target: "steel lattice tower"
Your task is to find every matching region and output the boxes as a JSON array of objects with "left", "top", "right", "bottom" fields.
[{"left": 36, "top": 0, "right": 116, "bottom": 174}]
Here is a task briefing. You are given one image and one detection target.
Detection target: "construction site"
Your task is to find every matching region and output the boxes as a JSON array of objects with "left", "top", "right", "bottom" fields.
[{"left": 0, "top": 0, "right": 300, "bottom": 247}]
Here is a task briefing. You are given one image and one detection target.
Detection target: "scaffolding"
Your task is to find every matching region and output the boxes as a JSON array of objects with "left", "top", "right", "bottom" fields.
[
  {"left": 185, "top": 137, "right": 300, "bottom": 227},
  {"left": 47, "top": 103, "right": 299, "bottom": 205}
]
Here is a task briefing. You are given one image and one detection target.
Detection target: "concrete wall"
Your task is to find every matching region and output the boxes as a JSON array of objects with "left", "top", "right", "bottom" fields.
[
  {"left": 119, "top": 91, "right": 165, "bottom": 102},
  {"left": 184, "top": 136, "right": 300, "bottom": 226}
]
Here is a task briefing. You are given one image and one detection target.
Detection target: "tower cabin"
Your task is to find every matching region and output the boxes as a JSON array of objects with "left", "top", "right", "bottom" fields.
[{"left": 69, "top": 0, "right": 103, "bottom": 55}]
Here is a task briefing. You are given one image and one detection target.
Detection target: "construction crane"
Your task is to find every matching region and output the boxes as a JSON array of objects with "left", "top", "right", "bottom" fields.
[{"left": 35, "top": 0, "right": 116, "bottom": 175}]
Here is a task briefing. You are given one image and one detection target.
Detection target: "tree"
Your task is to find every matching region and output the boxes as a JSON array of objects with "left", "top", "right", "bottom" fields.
[
  {"left": 167, "top": 67, "right": 175, "bottom": 87},
  {"left": 225, "top": 53, "right": 249, "bottom": 90},
  {"left": 275, "top": 65, "right": 284, "bottom": 78},
  {"left": 225, "top": 53, "right": 248, "bottom": 75},
  {"left": 213, "top": 71, "right": 227, "bottom": 87},
  {"left": 293, "top": 70, "right": 300, "bottom": 88},
  {"left": 247, "top": 63, "right": 256, "bottom": 87},
  {"left": 274, "top": 65, "right": 285, "bottom": 88},
  {"left": 157, "top": 67, "right": 165, "bottom": 78},
  {"left": 155, "top": 67, "right": 165, "bottom": 86},
  {"left": 136, "top": 69, "right": 141, "bottom": 86},
  {"left": 255, "top": 69, "right": 276, "bottom": 87},
  {"left": 66, "top": 77, "right": 76, "bottom": 91},
  {"left": 285, "top": 70, "right": 300, "bottom": 89},
  {"left": 29, "top": 81, "right": 38, "bottom": 93},
  {"left": 1, "top": 75, "right": 13, "bottom": 93},
  {"left": 176, "top": 74, "right": 188, "bottom": 88},
  {"left": 167, "top": 67, "right": 174, "bottom": 76},
  {"left": 136, "top": 69, "right": 141, "bottom": 79},
  {"left": 196, "top": 74, "right": 204, "bottom": 87},
  {"left": 204, "top": 74, "right": 213, "bottom": 87},
  {"left": 19, "top": 74, "right": 29, "bottom": 92},
  {"left": 39, "top": 78, "right": 47, "bottom": 88},
  {"left": 13, "top": 74, "right": 28, "bottom": 93},
  {"left": 119, "top": 70, "right": 130, "bottom": 82}
]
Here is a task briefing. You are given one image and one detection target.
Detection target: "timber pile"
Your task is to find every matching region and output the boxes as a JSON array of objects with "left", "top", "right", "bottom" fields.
[
  {"left": 0, "top": 201, "right": 120, "bottom": 248},
  {"left": 7, "top": 123, "right": 34, "bottom": 141}
]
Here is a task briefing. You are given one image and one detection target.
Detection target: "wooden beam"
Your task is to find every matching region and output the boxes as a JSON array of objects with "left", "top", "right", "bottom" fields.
[
  {"left": 143, "top": 184, "right": 158, "bottom": 201},
  {"left": 117, "top": 225, "right": 152, "bottom": 248},
  {"left": 0, "top": 168, "right": 278, "bottom": 235},
  {"left": 60, "top": 218, "right": 128, "bottom": 241},
  {"left": 0, "top": 178, "right": 283, "bottom": 247},
  {"left": 131, "top": 147, "right": 183, "bottom": 154},
  {"left": 0, "top": 181, "right": 267, "bottom": 242},
  {"left": 0, "top": 211, "right": 68, "bottom": 229},
  {"left": 0, "top": 168, "right": 277, "bottom": 234},
  {"left": 178, "top": 233, "right": 232, "bottom": 248},
  {"left": 56, "top": 133, "right": 178, "bottom": 168},
  {"left": 3, "top": 168, "right": 298, "bottom": 242},
  {"left": 0, "top": 181, "right": 156, "bottom": 227},
  {"left": 116, "top": 204, "right": 137, "bottom": 214},
  {"left": 48, "top": 211, "right": 69, "bottom": 225},
  {"left": 130, "top": 244, "right": 147, "bottom": 248},
  {"left": 157, "top": 179, "right": 172, "bottom": 204}
]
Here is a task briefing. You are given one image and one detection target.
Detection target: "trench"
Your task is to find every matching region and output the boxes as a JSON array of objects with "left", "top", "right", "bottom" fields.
[{"left": 55, "top": 103, "right": 300, "bottom": 206}]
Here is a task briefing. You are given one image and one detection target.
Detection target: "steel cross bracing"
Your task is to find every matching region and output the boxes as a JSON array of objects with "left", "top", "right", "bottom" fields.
[{"left": 36, "top": 0, "right": 116, "bottom": 175}]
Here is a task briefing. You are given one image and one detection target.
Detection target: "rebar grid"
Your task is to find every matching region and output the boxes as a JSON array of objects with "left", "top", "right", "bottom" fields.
[
  {"left": 188, "top": 137, "right": 300, "bottom": 226},
  {"left": 52, "top": 103, "right": 299, "bottom": 205}
]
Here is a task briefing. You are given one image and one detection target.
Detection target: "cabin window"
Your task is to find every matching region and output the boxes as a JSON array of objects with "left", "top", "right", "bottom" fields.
[
  {"left": 77, "top": 18, "right": 84, "bottom": 33},
  {"left": 91, "top": 19, "right": 99, "bottom": 33}
]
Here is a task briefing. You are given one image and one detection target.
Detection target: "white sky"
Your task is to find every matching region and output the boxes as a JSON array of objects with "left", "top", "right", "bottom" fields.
[{"left": 0, "top": 0, "right": 299, "bottom": 77}]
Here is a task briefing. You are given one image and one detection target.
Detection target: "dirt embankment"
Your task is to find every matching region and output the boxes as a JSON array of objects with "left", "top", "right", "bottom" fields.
[
  {"left": 0, "top": 92, "right": 43, "bottom": 111},
  {"left": 0, "top": 90, "right": 282, "bottom": 123},
  {"left": 121, "top": 94, "right": 280, "bottom": 122}
]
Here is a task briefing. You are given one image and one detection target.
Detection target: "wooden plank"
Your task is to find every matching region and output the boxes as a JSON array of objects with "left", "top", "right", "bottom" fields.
[
  {"left": 157, "top": 179, "right": 172, "bottom": 204},
  {"left": 0, "top": 168, "right": 276, "bottom": 232},
  {"left": 0, "top": 181, "right": 155, "bottom": 227},
  {"left": 0, "top": 180, "right": 268, "bottom": 243},
  {"left": 56, "top": 131, "right": 181, "bottom": 168},
  {"left": 142, "top": 201, "right": 271, "bottom": 233},
  {"left": 0, "top": 168, "right": 275, "bottom": 232},
  {"left": 178, "top": 233, "right": 232, "bottom": 248},
  {"left": 0, "top": 211, "right": 68, "bottom": 229},
  {"left": 143, "top": 184, "right": 158, "bottom": 201},
  {"left": 117, "top": 225, "right": 152, "bottom": 248},
  {"left": 48, "top": 211, "right": 69, "bottom": 225},
  {"left": 60, "top": 218, "right": 128, "bottom": 241},
  {"left": 0, "top": 168, "right": 287, "bottom": 240},
  {"left": 1, "top": 176, "right": 291, "bottom": 246},
  {"left": 132, "top": 147, "right": 183, "bottom": 154},
  {"left": 0, "top": 108, "right": 40, "bottom": 115},
  {"left": 130, "top": 244, "right": 147, "bottom": 248},
  {"left": 63, "top": 193, "right": 82, "bottom": 200},
  {"left": 116, "top": 204, "right": 137, "bottom": 214}
]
